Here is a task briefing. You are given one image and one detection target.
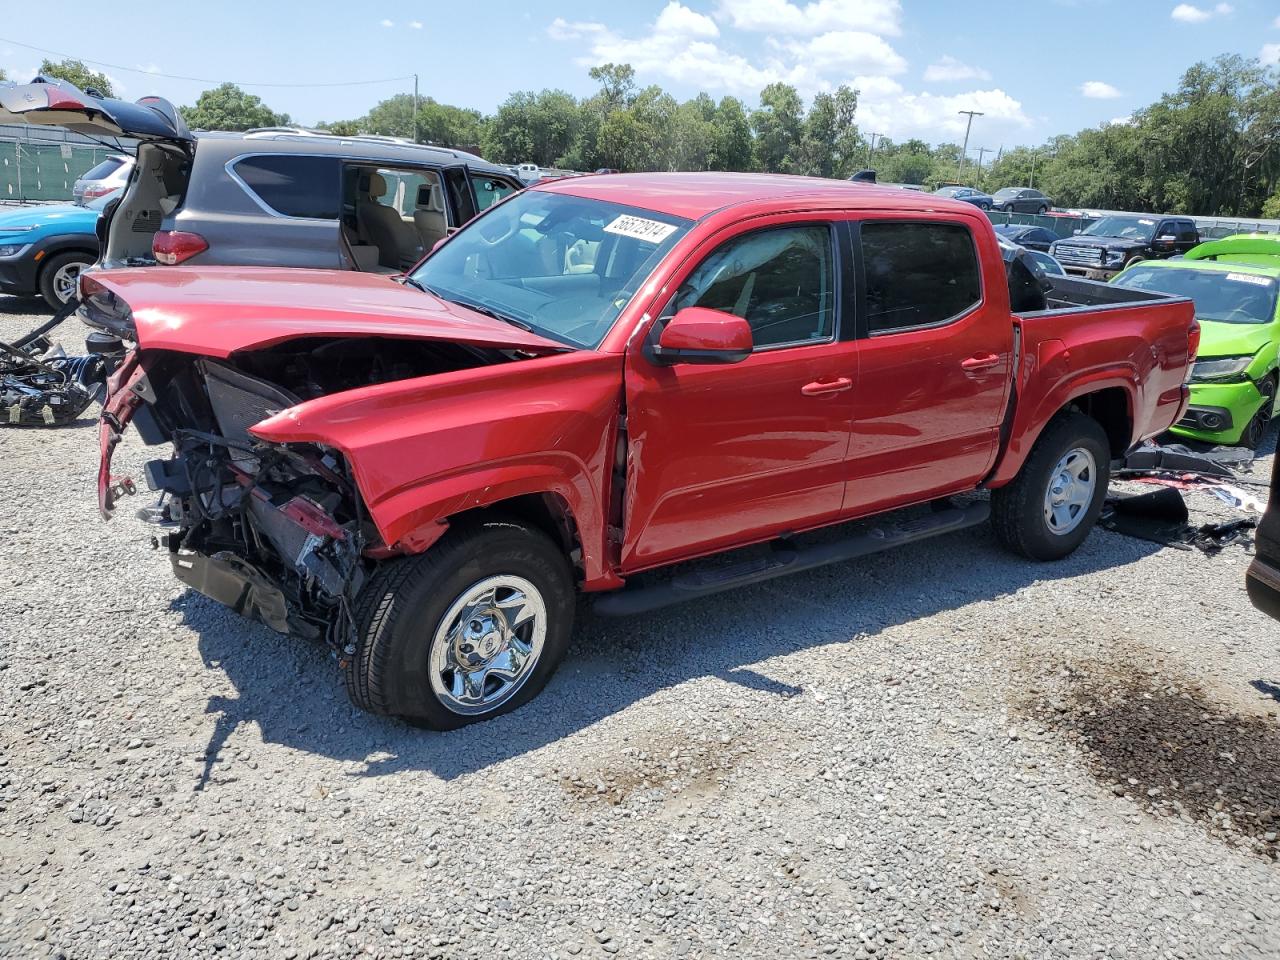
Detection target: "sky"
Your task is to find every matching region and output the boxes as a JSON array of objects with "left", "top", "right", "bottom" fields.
[{"left": 1, "top": 0, "right": 1277, "bottom": 154}]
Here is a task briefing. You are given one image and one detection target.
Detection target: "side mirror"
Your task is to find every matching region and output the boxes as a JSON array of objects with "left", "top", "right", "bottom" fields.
[{"left": 652, "top": 307, "right": 753, "bottom": 365}]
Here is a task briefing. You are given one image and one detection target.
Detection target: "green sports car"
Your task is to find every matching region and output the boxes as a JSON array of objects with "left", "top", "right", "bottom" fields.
[{"left": 1111, "top": 234, "right": 1280, "bottom": 448}]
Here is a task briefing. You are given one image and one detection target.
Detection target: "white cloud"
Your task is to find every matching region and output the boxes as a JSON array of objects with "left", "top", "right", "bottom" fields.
[
  {"left": 853, "top": 79, "right": 1032, "bottom": 144},
  {"left": 135, "top": 63, "right": 162, "bottom": 74},
  {"left": 783, "top": 31, "right": 906, "bottom": 75},
  {"left": 715, "top": 0, "right": 902, "bottom": 36},
  {"left": 379, "top": 18, "right": 394, "bottom": 27},
  {"left": 1170, "top": 2, "right": 1231, "bottom": 22},
  {"left": 655, "top": 1, "right": 719, "bottom": 38},
  {"left": 923, "top": 56, "right": 990, "bottom": 83},
  {"left": 1108, "top": 115, "right": 1134, "bottom": 126},
  {"left": 1080, "top": 80, "right": 1121, "bottom": 99},
  {"left": 409, "top": 20, "right": 423, "bottom": 29},
  {"left": 1263, "top": 42, "right": 1280, "bottom": 66}
]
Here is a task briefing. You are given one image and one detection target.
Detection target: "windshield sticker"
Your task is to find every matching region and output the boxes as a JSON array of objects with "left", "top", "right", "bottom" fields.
[
  {"left": 1138, "top": 219, "right": 1155, "bottom": 225},
  {"left": 1227, "top": 272, "right": 1273, "bottom": 286},
  {"left": 604, "top": 214, "right": 678, "bottom": 244}
]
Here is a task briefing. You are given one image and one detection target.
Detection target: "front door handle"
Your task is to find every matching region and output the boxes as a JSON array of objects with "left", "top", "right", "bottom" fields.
[
  {"left": 961, "top": 353, "right": 1001, "bottom": 372},
  {"left": 801, "top": 377, "right": 853, "bottom": 396}
]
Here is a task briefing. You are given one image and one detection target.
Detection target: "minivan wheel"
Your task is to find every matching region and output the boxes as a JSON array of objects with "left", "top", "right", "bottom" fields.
[
  {"left": 345, "top": 517, "right": 574, "bottom": 730},
  {"left": 38, "top": 251, "right": 93, "bottom": 309},
  {"left": 991, "top": 411, "right": 1110, "bottom": 561}
]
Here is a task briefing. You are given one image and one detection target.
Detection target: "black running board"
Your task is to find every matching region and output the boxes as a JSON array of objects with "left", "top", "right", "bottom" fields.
[{"left": 593, "top": 501, "right": 990, "bottom": 617}]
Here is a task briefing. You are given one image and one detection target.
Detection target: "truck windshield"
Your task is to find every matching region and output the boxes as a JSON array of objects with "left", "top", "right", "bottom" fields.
[
  {"left": 410, "top": 191, "right": 692, "bottom": 348},
  {"left": 1082, "top": 216, "right": 1157, "bottom": 241},
  {"left": 1113, "top": 266, "right": 1278, "bottom": 324}
]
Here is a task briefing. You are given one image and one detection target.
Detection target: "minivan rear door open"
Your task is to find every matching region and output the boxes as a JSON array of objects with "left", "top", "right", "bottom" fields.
[{"left": 0, "top": 78, "right": 193, "bottom": 143}]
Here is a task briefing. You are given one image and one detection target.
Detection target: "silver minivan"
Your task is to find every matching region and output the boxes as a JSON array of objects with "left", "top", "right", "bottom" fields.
[{"left": 1, "top": 79, "right": 522, "bottom": 275}]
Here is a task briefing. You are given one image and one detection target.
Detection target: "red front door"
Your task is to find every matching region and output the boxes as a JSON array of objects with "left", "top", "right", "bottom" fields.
[{"left": 621, "top": 219, "right": 857, "bottom": 571}]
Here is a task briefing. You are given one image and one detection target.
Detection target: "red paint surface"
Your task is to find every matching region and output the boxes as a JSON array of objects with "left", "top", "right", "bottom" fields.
[{"left": 93, "top": 175, "right": 1195, "bottom": 588}]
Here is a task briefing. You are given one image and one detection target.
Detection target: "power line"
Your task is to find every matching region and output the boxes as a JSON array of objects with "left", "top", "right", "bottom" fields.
[{"left": 0, "top": 36, "right": 413, "bottom": 88}]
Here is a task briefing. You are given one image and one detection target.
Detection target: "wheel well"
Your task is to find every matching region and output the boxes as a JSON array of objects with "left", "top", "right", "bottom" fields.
[
  {"left": 451, "top": 494, "right": 583, "bottom": 576},
  {"left": 1068, "top": 387, "right": 1132, "bottom": 457},
  {"left": 37, "top": 247, "right": 97, "bottom": 280}
]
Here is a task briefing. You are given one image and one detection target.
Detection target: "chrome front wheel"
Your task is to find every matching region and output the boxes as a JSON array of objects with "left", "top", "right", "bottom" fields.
[
  {"left": 428, "top": 574, "right": 547, "bottom": 716},
  {"left": 1042, "top": 447, "right": 1097, "bottom": 535},
  {"left": 52, "top": 261, "right": 84, "bottom": 303}
]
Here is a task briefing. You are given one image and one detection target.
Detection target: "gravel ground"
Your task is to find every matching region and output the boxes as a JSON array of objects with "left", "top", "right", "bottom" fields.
[{"left": 2, "top": 296, "right": 1279, "bottom": 960}]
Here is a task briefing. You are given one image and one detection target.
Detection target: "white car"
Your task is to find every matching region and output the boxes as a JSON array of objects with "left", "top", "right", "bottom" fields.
[{"left": 72, "top": 154, "right": 134, "bottom": 206}]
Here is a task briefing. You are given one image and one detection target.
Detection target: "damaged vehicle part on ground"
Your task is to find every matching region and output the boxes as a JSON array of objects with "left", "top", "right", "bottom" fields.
[{"left": 89, "top": 173, "right": 1197, "bottom": 730}]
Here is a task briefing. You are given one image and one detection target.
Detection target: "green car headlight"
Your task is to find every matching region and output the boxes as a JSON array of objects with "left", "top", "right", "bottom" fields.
[{"left": 1190, "top": 355, "right": 1254, "bottom": 383}]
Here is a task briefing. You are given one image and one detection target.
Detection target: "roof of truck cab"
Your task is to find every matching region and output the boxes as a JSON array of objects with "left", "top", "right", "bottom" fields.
[{"left": 531, "top": 171, "right": 981, "bottom": 221}]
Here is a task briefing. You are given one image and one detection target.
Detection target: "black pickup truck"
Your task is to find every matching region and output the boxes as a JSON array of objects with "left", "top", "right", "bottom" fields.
[{"left": 1051, "top": 215, "right": 1200, "bottom": 280}]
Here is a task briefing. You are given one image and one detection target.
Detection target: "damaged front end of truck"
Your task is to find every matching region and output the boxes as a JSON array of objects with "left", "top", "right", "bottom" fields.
[{"left": 85, "top": 268, "right": 571, "bottom": 656}]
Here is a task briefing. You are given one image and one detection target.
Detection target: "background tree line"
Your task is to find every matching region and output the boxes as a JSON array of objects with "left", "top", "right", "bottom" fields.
[{"left": 20, "top": 53, "right": 1280, "bottom": 218}]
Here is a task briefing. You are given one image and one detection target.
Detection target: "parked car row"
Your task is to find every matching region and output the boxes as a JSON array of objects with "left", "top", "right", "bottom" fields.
[
  {"left": 932, "top": 185, "right": 1053, "bottom": 214},
  {"left": 0, "top": 188, "right": 118, "bottom": 307}
]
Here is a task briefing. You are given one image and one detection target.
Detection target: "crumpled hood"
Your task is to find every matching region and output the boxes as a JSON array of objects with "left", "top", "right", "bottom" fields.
[
  {"left": 0, "top": 203, "right": 97, "bottom": 236},
  {"left": 1196, "top": 317, "right": 1273, "bottom": 359},
  {"left": 84, "top": 266, "right": 569, "bottom": 357}
]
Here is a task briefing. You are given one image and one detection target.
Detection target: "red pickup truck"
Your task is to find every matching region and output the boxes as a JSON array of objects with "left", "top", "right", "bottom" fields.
[{"left": 83, "top": 173, "right": 1197, "bottom": 728}]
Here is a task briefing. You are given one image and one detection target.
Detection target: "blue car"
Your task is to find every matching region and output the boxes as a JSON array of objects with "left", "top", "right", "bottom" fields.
[
  {"left": 0, "top": 190, "right": 115, "bottom": 309},
  {"left": 933, "top": 185, "right": 994, "bottom": 210}
]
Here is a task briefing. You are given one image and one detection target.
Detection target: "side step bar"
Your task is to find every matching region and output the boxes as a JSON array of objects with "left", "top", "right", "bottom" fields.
[{"left": 593, "top": 500, "right": 990, "bottom": 617}]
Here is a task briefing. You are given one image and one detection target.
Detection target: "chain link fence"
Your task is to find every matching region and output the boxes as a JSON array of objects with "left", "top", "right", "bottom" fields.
[{"left": 0, "top": 124, "right": 136, "bottom": 204}]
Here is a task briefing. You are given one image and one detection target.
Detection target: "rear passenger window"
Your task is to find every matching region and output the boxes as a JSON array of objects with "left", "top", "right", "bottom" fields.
[
  {"left": 673, "top": 225, "right": 835, "bottom": 348},
  {"left": 1178, "top": 222, "right": 1198, "bottom": 242},
  {"left": 232, "top": 155, "right": 340, "bottom": 219},
  {"left": 860, "top": 222, "right": 981, "bottom": 332}
]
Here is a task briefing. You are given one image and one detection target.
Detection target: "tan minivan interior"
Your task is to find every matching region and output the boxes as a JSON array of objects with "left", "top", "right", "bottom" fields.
[{"left": 344, "top": 166, "right": 450, "bottom": 273}]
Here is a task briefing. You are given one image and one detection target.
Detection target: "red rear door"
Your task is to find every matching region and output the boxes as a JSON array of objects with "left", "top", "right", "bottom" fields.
[
  {"left": 842, "top": 215, "right": 1014, "bottom": 514},
  {"left": 621, "top": 215, "right": 858, "bottom": 571}
]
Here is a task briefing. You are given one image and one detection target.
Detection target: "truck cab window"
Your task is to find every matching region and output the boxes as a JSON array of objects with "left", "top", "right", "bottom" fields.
[
  {"left": 673, "top": 225, "right": 835, "bottom": 348},
  {"left": 861, "top": 222, "right": 981, "bottom": 332}
]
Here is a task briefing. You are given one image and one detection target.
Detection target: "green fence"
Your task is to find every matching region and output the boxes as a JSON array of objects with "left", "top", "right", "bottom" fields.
[{"left": 0, "top": 138, "right": 122, "bottom": 202}]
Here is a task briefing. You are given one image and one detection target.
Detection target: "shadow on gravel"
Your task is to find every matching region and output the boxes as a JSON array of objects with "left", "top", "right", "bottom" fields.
[
  {"left": 0, "top": 295, "right": 54, "bottom": 318},
  {"left": 173, "top": 504, "right": 1170, "bottom": 782},
  {"left": 1026, "top": 662, "right": 1280, "bottom": 860}
]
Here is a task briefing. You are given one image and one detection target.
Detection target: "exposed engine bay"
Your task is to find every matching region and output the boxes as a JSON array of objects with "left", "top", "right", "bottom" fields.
[{"left": 125, "top": 337, "right": 518, "bottom": 648}]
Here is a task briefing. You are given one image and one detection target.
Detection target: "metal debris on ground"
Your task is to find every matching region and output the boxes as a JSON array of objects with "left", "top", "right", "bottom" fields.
[{"left": 0, "top": 300, "right": 120, "bottom": 428}]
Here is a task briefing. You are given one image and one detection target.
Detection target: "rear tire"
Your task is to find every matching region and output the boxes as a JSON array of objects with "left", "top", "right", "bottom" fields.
[
  {"left": 1037, "top": 204, "right": 1049, "bottom": 215},
  {"left": 38, "top": 251, "right": 93, "bottom": 309},
  {"left": 345, "top": 517, "right": 575, "bottom": 730},
  {"left": 991, "top": 411, "right": 1111, "bottom": 561}
]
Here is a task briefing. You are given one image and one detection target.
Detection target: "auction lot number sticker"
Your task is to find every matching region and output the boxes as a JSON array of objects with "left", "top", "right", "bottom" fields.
[{"left": 605, "top": 214, "right": 678, "bottom": 244}]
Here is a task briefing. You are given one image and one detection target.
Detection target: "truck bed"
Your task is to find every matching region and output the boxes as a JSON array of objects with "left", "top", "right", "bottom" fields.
[{"left": 1022, "top": 274, "right": 1180, "bottom": 317}]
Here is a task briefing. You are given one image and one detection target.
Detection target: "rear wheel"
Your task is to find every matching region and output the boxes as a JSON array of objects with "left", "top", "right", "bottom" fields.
[
  {"left": 992, "top": 411, "right": 1111, "bottom": 561},
  {"left": 38, "top": 251, "right": 93, "bottom": 309},
  {"left": 345, "top": 518, "right": 575, "bottom": 729},
  {"left": 1243, "top": 375, "right": 1277, "bottom": 449},
  {"left": 1036, "top": 204, "right": 1049, "bottom": 215}
]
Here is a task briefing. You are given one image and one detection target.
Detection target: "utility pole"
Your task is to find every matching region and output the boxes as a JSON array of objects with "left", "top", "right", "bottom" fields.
[
  {"left": 1029, "top": 149, "right": 1038, "bottom": 189},
  {"left": 974, "top": 146, "right": 991, "bottom": 172},
  {"left": 413, "top": 74, "right": 419, "bottom": 143},
  {"left": 956, "top": 109, "right": 984, "bottom": 178},
  {"left": 866, "top": 132, "right": 885, "bottom": 167}
]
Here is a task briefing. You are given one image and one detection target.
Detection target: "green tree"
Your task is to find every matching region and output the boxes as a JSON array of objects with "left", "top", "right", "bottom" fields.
[
  {"left": 793, "top": 86, "right": 860, "bottom": 178},
  {"left": 360, "top": 93, "right": 418, "bottom": 139},
  {"left": 751, "top": 83, "right": 804, "bottom": 172},
  {"left": 417, "top": 98, "right": 486, "bottom": 150},
  {"left": 482, "top": 90, "right": 581, "bottom": 167},
  {"left": 38, "top": 58, "right": 113, "bottom": 98},
  {"left": 180, "top": 83, "right": 288, "bottom": 131},
  {"left": 710, "top": 97, "right": 753, "bottom": 171},
  {"left": 1263, "top": 190, "right": 1280, "bottom": 220}
]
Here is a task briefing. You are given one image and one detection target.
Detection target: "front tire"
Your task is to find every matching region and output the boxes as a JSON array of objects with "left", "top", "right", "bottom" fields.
[
  {"left": 1242, "top": 375, "right": 1277, "bottom": 449},
  {"left": 991, "top": 411, "right": 1111, "bottom": 561},
  {"left": 345, "top": 518, "right": 575, "bottom": 730},
  {"left": 38, "top": 251, "right": 93, "bottom": 309}
]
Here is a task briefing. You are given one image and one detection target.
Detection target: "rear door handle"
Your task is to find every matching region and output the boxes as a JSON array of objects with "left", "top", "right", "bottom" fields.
[
  {"left": 961, "top": 353, "right": 1001, "bottom": 371},
  {"left": 801, "top": 377, "right": 853, "bottom": 396}
]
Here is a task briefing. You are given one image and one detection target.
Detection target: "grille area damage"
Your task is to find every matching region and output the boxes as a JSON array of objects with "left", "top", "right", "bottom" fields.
[{"left": 125, "top": 337, "right": 515, "bottom": 647}]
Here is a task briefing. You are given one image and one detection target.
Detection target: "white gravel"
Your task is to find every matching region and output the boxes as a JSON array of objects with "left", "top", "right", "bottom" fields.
[{"left": 2, "top": 294, "right": 1279, "bottom": 960}]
